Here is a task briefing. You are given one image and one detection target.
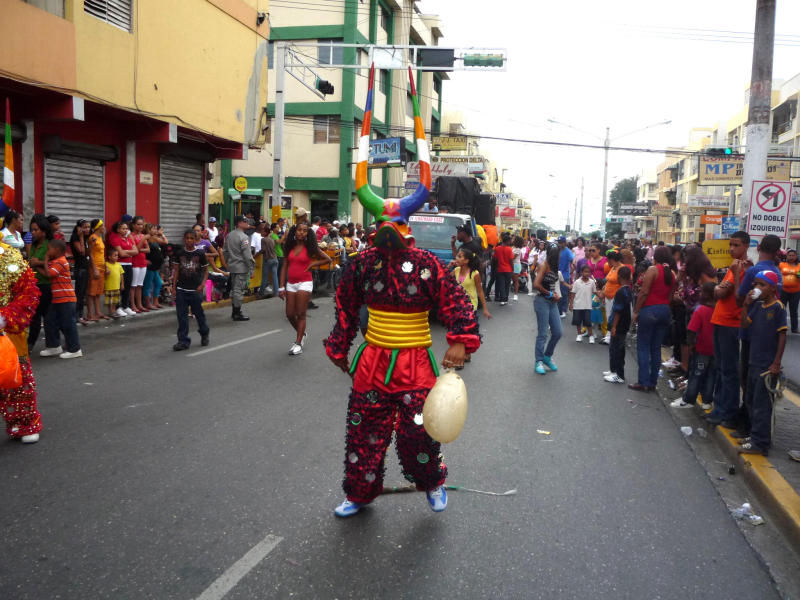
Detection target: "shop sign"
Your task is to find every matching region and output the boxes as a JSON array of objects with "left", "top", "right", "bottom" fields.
[
  {"left": 234, "top": 176, "right": 248, "bottom": 192},
  {"left": 721, "top": 216, "right": 741, "bottom": 235},
  {"left": 747, "top": 180, "right": 792, "bottom": 238},
  {"left": 406, "top": 161, "right": 469, "bottom": 180},
  {"left": 688, "top": 195, "right": 729, "bottom": 209},
  {"left": 618, "top": 203, "right": 650, "bottom": 215},
  {"left": 431, "top": 135, "right": 468, "bottom": 152},
  {"left": 698, "top": 157, "right": 790, "bottom": 185},
  {"left": 369, "top": 137, "right": 404, "bottom": 167},
  {"left": 702, "top": 239, "right": 734, "bottom": 269},
  {"left": 700, "top": 215, "right": 723, "bottom": 225},
  {"left": 651, "top": 204, "right": 674, "bottom": 217}
]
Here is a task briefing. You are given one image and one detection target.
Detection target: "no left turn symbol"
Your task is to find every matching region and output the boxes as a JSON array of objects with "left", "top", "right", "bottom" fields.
[{"left": 755, "top": 183, "right": 787, "bottom": 212}]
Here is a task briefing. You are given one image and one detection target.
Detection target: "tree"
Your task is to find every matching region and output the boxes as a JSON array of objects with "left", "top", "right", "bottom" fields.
[{"left": 606, "top": 176, "right": 638, "bottom": 238}]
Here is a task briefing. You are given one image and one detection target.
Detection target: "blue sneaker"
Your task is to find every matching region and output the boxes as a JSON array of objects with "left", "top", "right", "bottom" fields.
[
  {"left": 334, "top": 499, "right": 363, "bottom": 518},
  {"left": 426, "top": 485, "right": 447, "bottom": 512},
  {"left": 542, "top": 356, "right": 558, "bottom": 372},
  {"left": 535, "top": 361, "right": 546, "bottom": 375}
]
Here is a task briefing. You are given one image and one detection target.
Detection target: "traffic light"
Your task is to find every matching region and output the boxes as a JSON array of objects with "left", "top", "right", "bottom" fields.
[
  {"left": 706, "top": 147, "right": 734, "bottom": 156},
  {"left": 462, "top": 53, "right": 504, "bottom": 68},
  {"left": 315, "top": 78, "right": 334, "bottom": 96}
]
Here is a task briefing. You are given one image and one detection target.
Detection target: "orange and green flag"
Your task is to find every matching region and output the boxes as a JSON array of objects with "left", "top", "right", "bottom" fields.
[{"left": 2, "top": 98, "right": 14, "bottom": 216}]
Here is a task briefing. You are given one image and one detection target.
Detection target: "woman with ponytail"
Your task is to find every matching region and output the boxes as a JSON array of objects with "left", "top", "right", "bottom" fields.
[{"left": 630, "top": 245, "right": 676, "bottom": 392}]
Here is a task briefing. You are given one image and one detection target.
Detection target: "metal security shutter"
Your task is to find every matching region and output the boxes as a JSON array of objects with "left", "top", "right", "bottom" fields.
[
  {"left": 159, "top": 156, "right": 203, "bottom": 242},
  {"left": 44, "top": 154, "right": 105, "bottom": 226}
]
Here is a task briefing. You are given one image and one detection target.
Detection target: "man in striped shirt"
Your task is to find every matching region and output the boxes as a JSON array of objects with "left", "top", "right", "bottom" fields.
[{"left": 40, "top": 239, "right": 82, "bottom": 359}]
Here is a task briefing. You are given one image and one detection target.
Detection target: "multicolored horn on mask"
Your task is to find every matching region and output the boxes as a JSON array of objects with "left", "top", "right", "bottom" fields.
[{"left": 355, "top": 64, "right": 431, "bottom": 226}]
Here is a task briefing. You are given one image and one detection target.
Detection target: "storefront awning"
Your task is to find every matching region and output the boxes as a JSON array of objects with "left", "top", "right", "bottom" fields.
[
  {"left": 228, "top": 188, "right": 264, "bottom": 200},
  {"left": 208, "top": 188, "right": 224, "bottom": 205}
]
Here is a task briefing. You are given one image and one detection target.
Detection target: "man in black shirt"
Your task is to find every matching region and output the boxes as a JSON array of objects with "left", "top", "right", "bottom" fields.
[
  {"left": 451, "top": 225, "right": 482, "bottom": 259},
  {"left": 171, "top": 230, "right": 210, "bottom": 351}
]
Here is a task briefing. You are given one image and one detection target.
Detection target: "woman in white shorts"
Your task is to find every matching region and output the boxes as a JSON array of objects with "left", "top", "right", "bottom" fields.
[
  {"left": 278, "top": 222, "right": 331, "bottom": 355},
  {"left": 130, "top": 216, "right": 150, "bottom": 312}
]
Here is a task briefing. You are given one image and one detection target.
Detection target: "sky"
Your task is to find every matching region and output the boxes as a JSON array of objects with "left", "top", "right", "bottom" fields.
[{"left": 416, "top": 0, "right": 800, "bottom": 231}]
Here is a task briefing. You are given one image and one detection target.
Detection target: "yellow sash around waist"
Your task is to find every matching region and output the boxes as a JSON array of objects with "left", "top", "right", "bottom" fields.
[{"left": 365, "top": 307, "right": 432, "bottom": 349}]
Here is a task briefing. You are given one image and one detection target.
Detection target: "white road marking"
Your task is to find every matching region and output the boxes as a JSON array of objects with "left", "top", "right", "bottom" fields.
[
  {"left": 194, "top": 534, "right": 283, "bottom": 600},
  {"left": 187, "top": 330, "right": 282, "bottom": 357}
]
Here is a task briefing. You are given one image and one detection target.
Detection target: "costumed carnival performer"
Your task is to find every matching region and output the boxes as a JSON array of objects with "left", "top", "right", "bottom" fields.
[
  {"left": 324, "top": 65, "right": 481, "bottom": 518},
  {"left": 0, "top": 239, "right": 43, "bottom": 443}
]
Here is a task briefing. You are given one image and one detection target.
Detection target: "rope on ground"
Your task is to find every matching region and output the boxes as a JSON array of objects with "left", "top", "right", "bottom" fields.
[{"left": 381, "top": 484, "right": 517, "bottom": 497}]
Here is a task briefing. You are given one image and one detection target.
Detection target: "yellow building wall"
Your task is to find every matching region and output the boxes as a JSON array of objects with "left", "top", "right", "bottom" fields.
[
  {"left": 69, "top": 0, "right": 269, "bottom": 144},
  {"left": 0, "top": 1, "right": 77, "bottom": 90}
]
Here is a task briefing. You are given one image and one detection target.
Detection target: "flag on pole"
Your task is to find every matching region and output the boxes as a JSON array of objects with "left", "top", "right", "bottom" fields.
[{"left": 2, "top": 98, "right": 15, "bottom": 217}]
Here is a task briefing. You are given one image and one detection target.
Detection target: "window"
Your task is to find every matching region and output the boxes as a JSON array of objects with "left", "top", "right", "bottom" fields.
[
  {"left": 24, "top": 0, "right": 65, "bottom": 18},
  {"left": 406, "top": 93, "right": 414, "bottom": 119},
  {"left": 313, "top": 116, "right": 341, "bottom": 144},
  {"left": 380, "top": 8, "right": 390, "bottom": 33},
  {"left": 379, "top": 69, "right": 389, "bottom": 95},
  {"left": 318, "top": 39, "right": 344, "bottom": 65},
  {"left": 433, "top": 77, "right": 442, "bottom": 97},
  {"left": 84, "top": 0, "right": 132, "bottom": 32}
]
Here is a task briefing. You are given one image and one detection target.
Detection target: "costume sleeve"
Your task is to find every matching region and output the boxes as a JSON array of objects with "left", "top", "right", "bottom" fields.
[
  {"left": 0, "top": 267, "right": 41, "bottom": 334},
  {"left": 431, "top": 258, "right": 481, "bottom": 354},
  {"left": 325, "top": 257, "right": 364, "bottom": 360}
]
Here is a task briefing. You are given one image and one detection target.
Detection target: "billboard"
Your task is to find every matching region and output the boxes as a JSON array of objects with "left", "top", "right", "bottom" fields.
[
  {"left": 688, "top": 195, "right": 729, "bottom": 210},
  {"left": 406, "top": 160, "right": 469, "bottom": 181},
  {"left": 431, "top": 135, "right": 468, "bottom": 152},
  {"left": 369, "top": 137, "right": 404, "bottom": 167},
  {"left": 618, "top": 203, "right": 650, "bottom": 215},
  {"left": 697, "top": 156, "right": 791, "bottom": 185}
]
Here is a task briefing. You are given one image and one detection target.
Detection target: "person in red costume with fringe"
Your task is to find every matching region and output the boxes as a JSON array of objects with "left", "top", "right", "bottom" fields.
[
  {"left": 0, "top": 240, "right": 43, "bottom": 443},
  {"left": 324, "top": 66, "right": 480, "bottom": 518}
]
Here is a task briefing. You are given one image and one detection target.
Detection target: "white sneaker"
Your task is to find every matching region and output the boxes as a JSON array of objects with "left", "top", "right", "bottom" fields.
[
  {"left": 39, "top": 346, "right": 62, "bottom": 357},
  {"left": 670, "top": 399, "right": 692, "bottom": 408},
  {"left": 701, "top": 403, "right": 712, "bottom": 411},
  {"left": 124, "top": 308, "right": 136, "bottom": 317},
  {"left": 21, "top": 433, "right": 39, "bottom": 444},
  {"left": 528, "top": 291, "right": 534, "bottom": 296},
  {"left": 576, "top": 334, "right": 583, "bottom": 342},
  {"left": 560, "top": 313, "right": 567, "bottom": 319},
  {"left": 513, "top": 294, "right": 518, "bottom": 301},
  {"left": 601, "top": 335, "right": 611, "bottom": 345},
  {"left": 604, "top": 373, "right": 625, "bottom": 384},
  {"left": 602, "top": 370, "right": 613, "bottom": 377},
  {"left": 661, "top": 358, "right": 679, "bottom": 368},
  {"left": 114, "top": 308, "right": 127, "bottom": 318},
  {"left": 289, "top": 343, "right": 303, "bottom": 355},
  {"left": 589, "top": 336, "right": 596, "bottom": 344},
  {"left": 59, "top": 350, "right": 83, "bottom": 359}
]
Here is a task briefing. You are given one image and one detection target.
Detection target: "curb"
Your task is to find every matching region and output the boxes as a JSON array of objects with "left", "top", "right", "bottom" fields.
[
  {"left": 200, "top": 294, "right": 259, "bottom": 311},
  {"left": 710, "top": 418, "right": 800, "bottom": 550}
]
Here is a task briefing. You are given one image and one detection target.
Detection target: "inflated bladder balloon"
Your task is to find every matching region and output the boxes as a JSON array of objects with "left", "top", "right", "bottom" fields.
[{"left": 422, "top": 371, "right": 468, "bottom": 443}]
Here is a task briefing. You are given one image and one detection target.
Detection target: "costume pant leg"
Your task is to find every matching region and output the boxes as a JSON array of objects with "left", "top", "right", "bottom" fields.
[
  {"left": 343, "top": 388, "right": 396, "bottom": 504},
  {"left": 394, "top": 388, "right": 447, "bottom": 491},
  {"left": 0, "top": 358, "right": 42, "bottom": 438}
]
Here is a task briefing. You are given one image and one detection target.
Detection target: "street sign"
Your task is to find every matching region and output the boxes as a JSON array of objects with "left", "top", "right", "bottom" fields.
[
  {"left": 721, "top": 216, "right": 741, "bottom": 235},
  {"left": 747, "top": 180, "right": 792, "bottom": 238},
  {"left": 702, "top": 239, "right": 733, "bottom": 269}
]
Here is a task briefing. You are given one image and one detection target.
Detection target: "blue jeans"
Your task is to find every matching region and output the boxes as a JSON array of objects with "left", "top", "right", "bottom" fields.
[
  {"left": 534, "top": 295, "right": 562, "bottom": 362},
  {"left": 143, "top": 269, "right": 163, "bottom": 301},
  {"left": 636, "top": 304, "right": 671, "bottom": 386},
  {"left": 558, "top": 281, "right": 569, "bottom": 314},
  {"left": 175, "top": 289, "right": 209, "bottom": 346},
  {"left": 683, "top": 353, "right": 715, "bottom": 405},
  {"left": 44, "top": 301, "right": 81, "bottom": 353},
  {"left": 260, "top": 258, "right": 279, "bottom": 295},
  {"left": 745, "top": 367, "right": 773, "bottom": 449},
  {"left": 710, "top": 325, "right": 740, "bottom": 421}
]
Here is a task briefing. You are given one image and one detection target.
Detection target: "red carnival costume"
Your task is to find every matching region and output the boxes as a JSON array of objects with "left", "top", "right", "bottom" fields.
[
  {"left": 0, "top": 242, "right": 42, "bottom": 440},
  {"left": 325, "top": 66, "right": 480, "bottom": 515}
]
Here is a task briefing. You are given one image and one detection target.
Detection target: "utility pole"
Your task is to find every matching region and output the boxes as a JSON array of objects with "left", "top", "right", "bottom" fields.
[
  {"left": 741, "top": 0, "right": 776, "bottom": 225},
  {"left": 579, "top": 177, "right": 584, "bottom": 232},
  {"left": 573, "top": 196, "right": 578, "bottom": 231},
  {"left": 271, "top": 41, "right": 286, "bottom": 220},
  {"left": 601, "top": 126, "right": 610, "bottom": 235}
]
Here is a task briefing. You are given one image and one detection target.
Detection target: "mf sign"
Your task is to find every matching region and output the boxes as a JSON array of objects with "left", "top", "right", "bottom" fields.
[{"left": 747, "top": 180, "right": 792, "bottom": 238}]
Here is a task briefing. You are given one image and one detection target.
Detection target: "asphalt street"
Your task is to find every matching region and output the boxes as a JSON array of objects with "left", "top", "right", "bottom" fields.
[{"left": 0, "top": 294, "right": 795, "bottom": 599}]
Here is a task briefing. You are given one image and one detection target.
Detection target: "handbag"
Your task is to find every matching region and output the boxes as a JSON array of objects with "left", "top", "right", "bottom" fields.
[{"left": 0, "top": 335, "right": 22, "bottom": 389}]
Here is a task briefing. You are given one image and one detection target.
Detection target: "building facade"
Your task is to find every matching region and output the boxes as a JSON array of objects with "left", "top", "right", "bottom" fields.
[
  {"left": 0, "top": 0, "right": 267, "bottom": 240},
  {"left": 218, "top": 0, "right": 445, "bottom": 225}
]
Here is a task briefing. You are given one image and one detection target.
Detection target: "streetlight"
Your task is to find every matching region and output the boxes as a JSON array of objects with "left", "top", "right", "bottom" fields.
[{"left": 547, "top": 118, "right": 671, "bottom": 233}]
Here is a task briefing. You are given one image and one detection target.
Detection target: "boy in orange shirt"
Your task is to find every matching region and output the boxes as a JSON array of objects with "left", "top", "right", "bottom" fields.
[
  {"left": 705, "top": 231, "right": 750, "bottom": 426},
  {"left": 41, "top": 239, "right": 82, "bottom": 359}
]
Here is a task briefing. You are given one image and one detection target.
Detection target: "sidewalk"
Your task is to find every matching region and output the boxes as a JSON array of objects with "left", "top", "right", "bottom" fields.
[{"left": 656, "top": 348, "right": 800, "bottom": 550}]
